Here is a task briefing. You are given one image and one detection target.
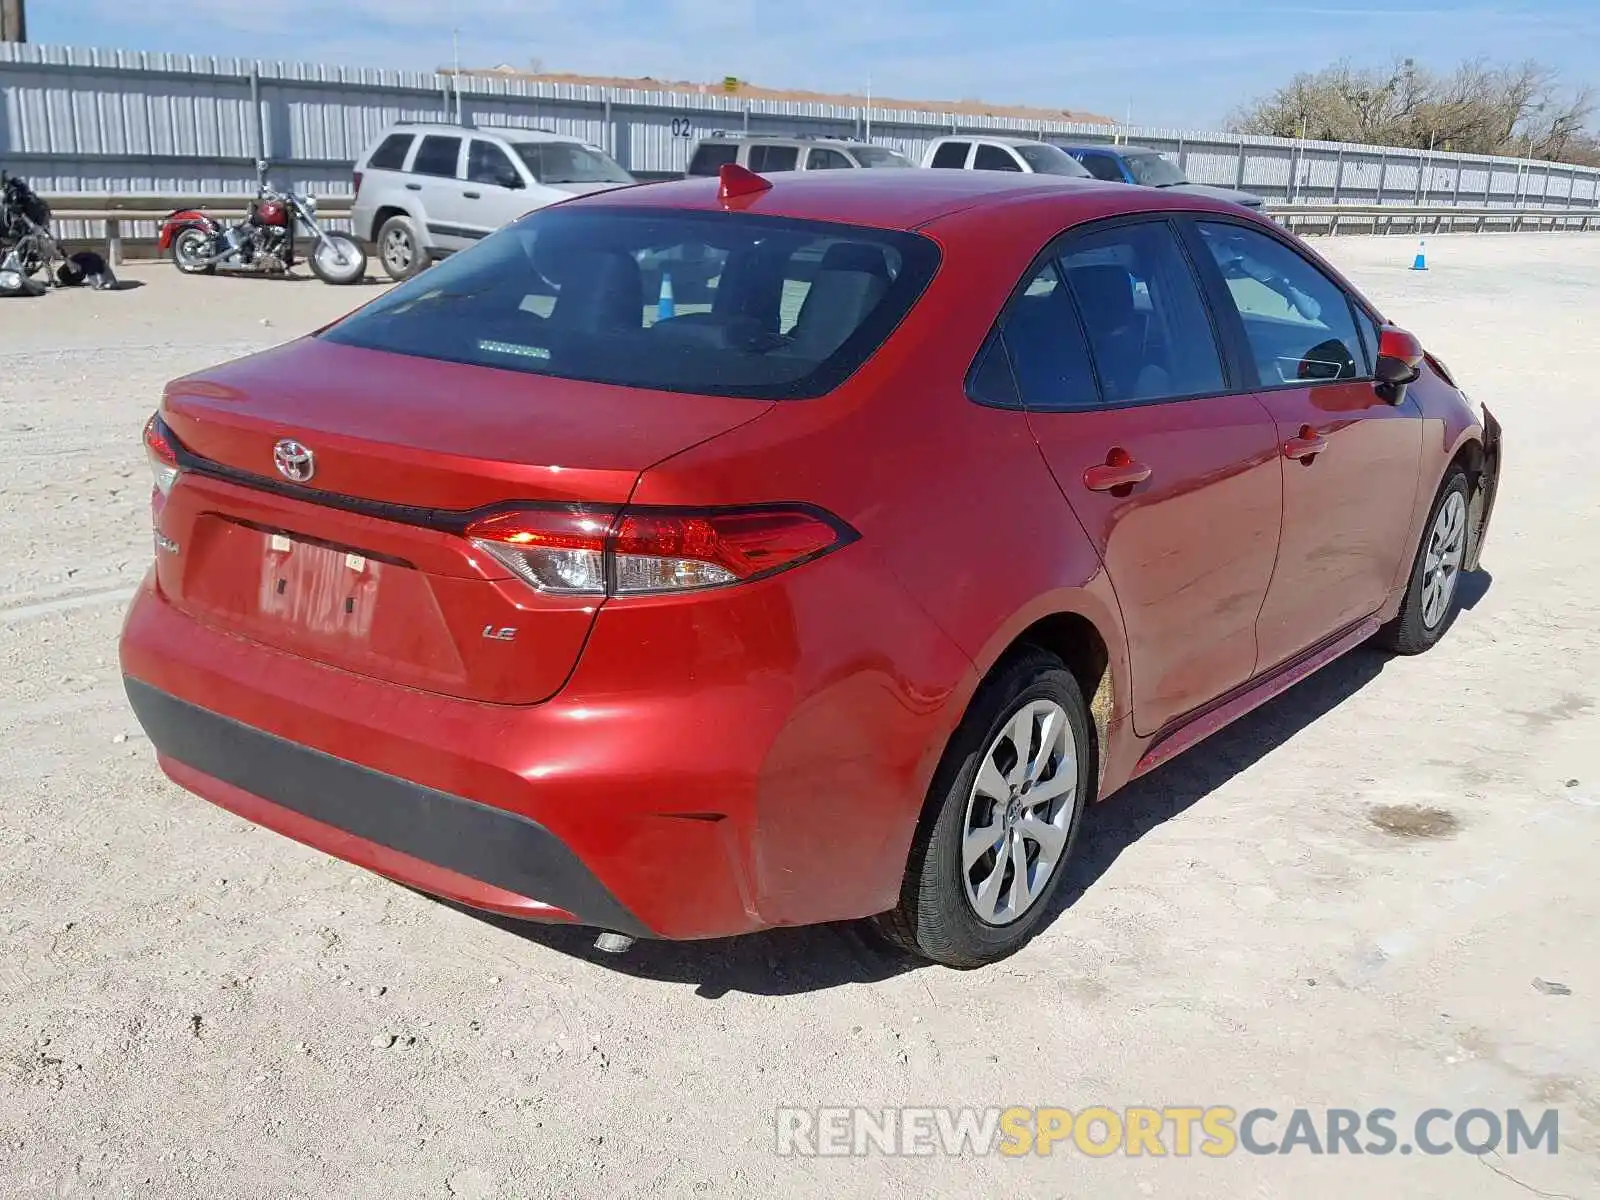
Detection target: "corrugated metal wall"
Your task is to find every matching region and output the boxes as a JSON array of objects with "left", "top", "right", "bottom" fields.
[{"left": 5, "top": 39, "right": 1600, "bottom": 210}]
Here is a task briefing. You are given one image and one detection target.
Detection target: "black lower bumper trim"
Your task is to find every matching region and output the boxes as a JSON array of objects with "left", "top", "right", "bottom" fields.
[{"left": 124, "top": 678, "right": 648, "bottom": 937}]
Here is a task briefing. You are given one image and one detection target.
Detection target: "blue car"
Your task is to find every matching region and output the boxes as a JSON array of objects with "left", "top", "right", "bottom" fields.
[{"left": 1058, "top": 144, "right": 1266, "bottom": 213}]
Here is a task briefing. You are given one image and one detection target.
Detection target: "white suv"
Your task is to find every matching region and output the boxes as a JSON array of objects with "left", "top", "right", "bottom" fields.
[
  {"left": 350, "top": 122, "right": 636, "bottom": 280},
  {"left": 920, "top": 135, "right": 1094, "bottom": 178}
]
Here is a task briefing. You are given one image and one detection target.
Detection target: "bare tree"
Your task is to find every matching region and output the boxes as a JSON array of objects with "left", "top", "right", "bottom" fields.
[{"left": 1229, "top": 56, "right": 1600, "bottom": 165}]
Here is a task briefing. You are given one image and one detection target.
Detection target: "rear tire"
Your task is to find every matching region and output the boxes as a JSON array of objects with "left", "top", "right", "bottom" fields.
[
  {"left": 876, "top": 647, "right": 1092, "bottom": 968},
  {"left": 1377, "top": 466, "right": 1471, "bottom": 655},
  {"left": 309, "top": 233, "right": 367, "bottom": 285},
  {"left": 172, "top": 228, "right": 216, "bottom": 276},
  {"left": 376, "top": 214, "right": 427, "bottom": 281}
]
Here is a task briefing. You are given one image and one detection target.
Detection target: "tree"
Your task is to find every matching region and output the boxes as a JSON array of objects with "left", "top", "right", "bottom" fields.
[{"left": 1229, "top": 57, "right": 1600, "bottom": 166}]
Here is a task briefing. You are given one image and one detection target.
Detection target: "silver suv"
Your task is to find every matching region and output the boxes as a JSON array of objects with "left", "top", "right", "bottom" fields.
[
  {"left": 351, "top": 121, "right": 636, "bottom": 280},
  {"left": 686, "top": 133, "right": 913, "bottom": 176}
]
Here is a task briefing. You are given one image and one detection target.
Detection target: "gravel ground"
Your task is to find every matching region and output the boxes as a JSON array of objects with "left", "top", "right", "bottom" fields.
[{"left": 2, "top": 237, "right": 1597, "bottom": 1200}]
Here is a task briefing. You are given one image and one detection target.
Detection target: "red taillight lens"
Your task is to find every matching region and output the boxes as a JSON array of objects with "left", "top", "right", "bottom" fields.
[
  {"left": 143, "top": 413, "right": 179, "bottom": 497},
  {"left": 353, "top": 170, "right": 364, "bottom": 195},
  {"left": 464, "top": 505, "right": 852, "bottom": 597}
]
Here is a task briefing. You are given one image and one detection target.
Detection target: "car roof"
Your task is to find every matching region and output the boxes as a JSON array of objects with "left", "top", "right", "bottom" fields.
[
  {"left": 1057, "top": 143, "right": 1161, "bottom": 156},
  {"left": 378, "top": 122, "right": 585, "bottom": 145},
  {"left": 696, "top": 134, "right": 881, "bottom": 149},
  {"left": 571, "top": 167, "right": 1255, "bottom": 232},
  {"left": 930, "top": 134, "right": 1053, "bottom": 148}
]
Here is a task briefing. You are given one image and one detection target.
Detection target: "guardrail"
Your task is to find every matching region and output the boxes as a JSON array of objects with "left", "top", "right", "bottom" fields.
[{"left": 39, "top": 193, "right": 1596, "bottom": 265}]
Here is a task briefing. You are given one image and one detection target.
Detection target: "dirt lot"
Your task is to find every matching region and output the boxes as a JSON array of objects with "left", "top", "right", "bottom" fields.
[{"left": 2, "top": 237, "right": 1597, "bottom": 1199}]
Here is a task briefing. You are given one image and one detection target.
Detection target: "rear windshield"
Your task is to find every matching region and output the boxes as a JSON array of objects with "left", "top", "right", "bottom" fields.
[{"left": 320, "top": 208, "right": 940, "bottom": 400}]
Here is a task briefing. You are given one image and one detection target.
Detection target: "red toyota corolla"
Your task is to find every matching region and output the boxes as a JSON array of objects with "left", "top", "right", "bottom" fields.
[{"left": 122, "top": 165, "right": 1501, "bottom": 967}]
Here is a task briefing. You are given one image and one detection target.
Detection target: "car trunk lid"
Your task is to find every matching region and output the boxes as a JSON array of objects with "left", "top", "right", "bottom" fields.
[{"left": 154, "top": 336, "right": 770, "bottom": 704}]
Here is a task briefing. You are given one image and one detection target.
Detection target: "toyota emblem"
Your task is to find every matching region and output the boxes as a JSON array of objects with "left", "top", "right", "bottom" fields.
[{"left": 273, "top": 438, "right": 316, "bottom": 483}]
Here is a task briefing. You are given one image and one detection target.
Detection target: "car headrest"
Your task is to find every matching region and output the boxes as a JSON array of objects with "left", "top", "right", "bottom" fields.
[
  {"left": 817, "top": 241, "right": 891, "bottom": 278},
  {"left": 1067, "top": 263, "right": 1136, "bottom": 333}
]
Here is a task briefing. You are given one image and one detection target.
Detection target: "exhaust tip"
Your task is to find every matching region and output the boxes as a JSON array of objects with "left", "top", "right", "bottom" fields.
[{"left": 593, "top": 932, "right": 635, "bottom": 954}]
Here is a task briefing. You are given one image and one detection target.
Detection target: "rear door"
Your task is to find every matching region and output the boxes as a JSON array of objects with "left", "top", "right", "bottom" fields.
[
  {"left": 1010, "top": 218, "right": 1282, "bottom": 735},
  {"left": 1188, "top": 218, "right": 1423, "bottom": 671},
  {"left": 407, "top": 133, "right": 471, "bottom": 250}
]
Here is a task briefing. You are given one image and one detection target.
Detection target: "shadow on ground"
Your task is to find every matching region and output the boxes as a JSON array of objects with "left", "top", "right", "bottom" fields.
[{"left": 450, "top": 573, "right": 1492, "bottom": 997}]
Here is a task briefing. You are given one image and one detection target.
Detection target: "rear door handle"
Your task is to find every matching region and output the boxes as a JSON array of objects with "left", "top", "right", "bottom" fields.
[
  {"left": 404, "top": 182, "right": 422, "bottom": 191},
  {"left": 463, "top": 190, "right": 481, "bottom": 199},
  {"left": 1284, "top": 425, "right": 1329, "bottom": 462},
  {"left": 1083, "top": 450, "right": 1153, "bottom": 492}
]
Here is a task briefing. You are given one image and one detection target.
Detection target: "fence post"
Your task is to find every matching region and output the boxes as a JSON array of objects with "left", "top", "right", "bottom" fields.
[
  {"left": 1177, "top": 136, "right": 1186, "bottom": 173},
  {"left": 249, "top": 64, "right": 266, "bottom": 165},
  {"left": 1234, "top": 140, "right": 1246, "bottom": 189},
  {"left": 106, "top": 218, "right": 122, "bottom": 267},
  {"left": 1452, "top": 157, "right": 1462, "bottom": 206},
  {"left": 1332, "top": 147, "right": 1343, "bottom": 204},
  {"left": 1375, "top": 152, "right": 1386, "bottom": 205}
]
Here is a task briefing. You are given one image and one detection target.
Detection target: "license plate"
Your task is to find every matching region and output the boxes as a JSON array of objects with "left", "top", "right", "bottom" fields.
[{"left": 258, "top": 532, "right": 382, "bottom": 638}]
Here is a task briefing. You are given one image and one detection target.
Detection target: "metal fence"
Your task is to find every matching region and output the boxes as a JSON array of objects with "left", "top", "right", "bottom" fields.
[{"left": 6, "top": 39, "right": 1600, "bottom": 218}]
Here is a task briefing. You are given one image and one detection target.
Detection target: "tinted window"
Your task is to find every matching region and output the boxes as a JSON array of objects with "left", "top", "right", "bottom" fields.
[
  {"left": 973, "top": 144, "right": 1022, "bottom": 172},
  {"left": 320, "top": 209, "right": 940, "bottom": 401},
  {"left": 1015, "top": 144, "right": 1093, "bottom": 177},
  {"left": 515, "top": 142, "right": 632, "bottom": 185},
  {"left": 930, "top": 142, "right": 970, "bottom": 169},
  {"left": 1001, "top": 263, "right": 1099, "bottom": 411},
  {"left": 967, "top": 334, "right": 1021, "bottom": 408},
  {"left": 1076, "top": 152, "right": 1126, "bottom": 182},
  {"left": 806, "top": 148, "right": 853, "bottom": 170},
  {"left": 748, "top": 144, "right": 799, "bottom": 172},
  {"left": 1196, "top": 222, "right": 1365, "bottom": 385},
  {"left": 1061, "top": 222, "right": 1225, "bottom": 403},
  {"left": 688, "top": 142, "right": 738, "bottom": 176},
  {"left": 468, "top": 140, "right": 522, "bottom": 187},
  {"left": 368, "top": 133, "right": 414, "bottom": 171},
  {"left": 412, "top": 135, "right": 462, "bottom": 178}
]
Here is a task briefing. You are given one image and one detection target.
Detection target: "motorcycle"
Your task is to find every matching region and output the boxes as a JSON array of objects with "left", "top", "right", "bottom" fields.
[
  {"left": 0, "top": 170, "right": 118, "bottom": 297},
  {"left": 159, "top": 161, "right": 366, "bottom": 285}
]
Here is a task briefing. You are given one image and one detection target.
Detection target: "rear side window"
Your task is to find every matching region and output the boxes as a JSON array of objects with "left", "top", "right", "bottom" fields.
[
  {"left": 320, "top": 208, "right": 940, "bottom": 401},
  {"left": 688, "top": 142, "right": 738, "bottom": 176},
  {"left": 748, "top": 144, "right": 799, "bottom": 172},
  {"left": 973, "top": 144, "right": 1022, "bottom": 172},
  {"left": 412, "top": 135, "right": 462, "bottom": 178},
  {"left": 1001, "top": 263, "right": 1099, "bottom": 411},
  {"left": 368, "top": 133, "right": 414, "bottom": 171},
  {"left": 1060, "top": 222, "right": 1224, "bottom": 403},
  {"left": 930, "top": 142, "right": 970, "bottom": 169},
  {"left": 1195, "top": 222, "right": 1366, "bottom": 385}
]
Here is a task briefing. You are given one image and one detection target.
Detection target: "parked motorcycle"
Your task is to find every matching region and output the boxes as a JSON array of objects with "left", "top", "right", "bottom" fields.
[
  {"left": 159, "top": 162, "right": 366, "bottom": 285},
  {"left": 0, "top": 171, "right": 118, "bottom": 297}
]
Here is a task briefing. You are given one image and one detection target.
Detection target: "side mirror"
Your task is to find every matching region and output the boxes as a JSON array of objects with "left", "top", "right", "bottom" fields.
[
  {"left": 1374, "top": 326, "right": 1423, "bottom": 402},
  {"left": 496, "top": 169, "right": 524, "bottom": 190}
]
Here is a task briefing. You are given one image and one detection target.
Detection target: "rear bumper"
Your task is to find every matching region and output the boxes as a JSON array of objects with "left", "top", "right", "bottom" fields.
[
  {"left": 119, "top": 547, "right": 972, "bottom": 939},
  {"left": 126, "top": 678, "right": 648, "bottom": 935}
]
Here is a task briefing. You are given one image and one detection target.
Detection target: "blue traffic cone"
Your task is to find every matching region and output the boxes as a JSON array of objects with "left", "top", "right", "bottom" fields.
[
  {"left": 657, "top": 270, "right": 676, "bottom": 321},
  {"left": 1411, "top": 239, "right": 1427, "bottom": 271}
]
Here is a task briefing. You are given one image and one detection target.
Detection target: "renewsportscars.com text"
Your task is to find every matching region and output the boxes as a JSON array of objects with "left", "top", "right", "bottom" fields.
[{"left": 774, "top": 1105, "right": 1560, "bottom": 1158}]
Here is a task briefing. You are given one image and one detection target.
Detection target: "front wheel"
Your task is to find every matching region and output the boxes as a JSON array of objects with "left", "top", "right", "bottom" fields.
[
  {"left": 876, "top": 647, "right": 1092, "bottom": 968},
  {"left": 172, "top": 228, "right": 216, "bottom": 275},
  {"left": 309, "top": 233, "right": 366, "bottom": 285},
  {"left": 1376, "top": 466, "right": 1471, "bottom": 655}
]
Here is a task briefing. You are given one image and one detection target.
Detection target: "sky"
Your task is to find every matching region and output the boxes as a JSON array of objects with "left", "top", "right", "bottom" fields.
[{"left": 26, "top": 0, "right": 1600, "bottom": 129}]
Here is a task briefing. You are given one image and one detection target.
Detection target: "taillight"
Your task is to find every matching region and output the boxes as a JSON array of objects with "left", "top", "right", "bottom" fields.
[
  {"left": 353, "top": 169, "right": 364, "bottom": 195},
  {"left": 465, "top": 505, "right": 854, "bottom": 597},
  {"left": 143, "top": 413, "right": 179, "bottom": 497}
]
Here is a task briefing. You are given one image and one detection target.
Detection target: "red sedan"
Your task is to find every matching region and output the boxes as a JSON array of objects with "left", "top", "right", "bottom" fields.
[{"left": 122, "top": 164, "right": 1501, "bottom": 967}]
